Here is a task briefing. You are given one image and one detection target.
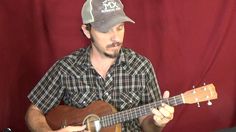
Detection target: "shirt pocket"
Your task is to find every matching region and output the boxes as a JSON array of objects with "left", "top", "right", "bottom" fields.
[
  {"left": 119, "top": 90, "right": 141, "bottom": 110},
  {"left": 71, "top": 89, "right": 97, "bottom": 108},
  {"left": 63, "top": 75, "right": 98, "bottom": 108},
  {"left": 116, "top": 74, "right": 145, "bottom": 111}
]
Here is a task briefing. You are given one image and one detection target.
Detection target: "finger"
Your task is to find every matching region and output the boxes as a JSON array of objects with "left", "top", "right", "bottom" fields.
[
  {"left": 163, "top": 104, "right": 174, "bottom": 114},
  {"left": 163, "top": 91, "right": 170, "bottom": 99},
  {"left": 159, "top": 107, "right": 170, "bottom": 119},
  {"left": 159, "top": 105, "right": 174, "bottom": 119},
  {"left": 153, "top": 115, "right": 163, "bottom": 122},
  {"left": 151, "top": 108, "right": 164, "bottom": 118},
  {"left": 66, "top": 125, "right": 87, "bottom": 131},
  {"left": 153, "top": 114, "right": 168, "bottom": 127}
]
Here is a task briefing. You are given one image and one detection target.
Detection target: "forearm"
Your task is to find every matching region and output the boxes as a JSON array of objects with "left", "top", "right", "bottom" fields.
[
  {"left": 141, "top": 115, "right": 164, "bottom": 132},
  {"left": 25, "top": 105, "right": 52, "bottom": 132}
]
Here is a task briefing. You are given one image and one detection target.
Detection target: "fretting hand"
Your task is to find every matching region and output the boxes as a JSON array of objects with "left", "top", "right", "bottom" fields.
[{"left": 152, "top": 91, "right": 174, "bottom": 127}]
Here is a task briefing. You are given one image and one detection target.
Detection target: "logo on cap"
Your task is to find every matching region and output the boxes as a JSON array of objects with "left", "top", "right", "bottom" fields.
[{"left": 101, "top": 0, "right": 121, "bottom": 13}]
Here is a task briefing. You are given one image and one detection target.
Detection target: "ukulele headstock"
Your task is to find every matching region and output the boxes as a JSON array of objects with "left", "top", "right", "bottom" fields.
[{"left": 182, "top": 83, "right": 217, "bottom": 106}]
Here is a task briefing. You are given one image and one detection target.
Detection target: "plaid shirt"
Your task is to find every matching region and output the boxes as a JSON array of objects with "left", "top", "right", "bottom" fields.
[{"left": 28, "top": 46, "right": 161, "bottom": 132}]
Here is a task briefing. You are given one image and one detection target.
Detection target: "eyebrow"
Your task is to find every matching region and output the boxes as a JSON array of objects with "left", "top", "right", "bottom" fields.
[{"left": 118, "top": 23, "right": 124, "bottom": 27}]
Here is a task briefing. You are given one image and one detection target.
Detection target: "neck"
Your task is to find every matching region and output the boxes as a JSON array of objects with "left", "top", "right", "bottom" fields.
[{"left": 90, "top": 48, "right": 117, "bottom": 78}]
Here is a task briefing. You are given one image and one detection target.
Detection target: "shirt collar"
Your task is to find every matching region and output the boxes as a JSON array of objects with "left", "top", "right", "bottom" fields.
[
  {"left": 76, "top": 45, "right": 128, "bottom": 69},
  {"left": 115, "top": 48, "right": 127, "bottom": 66},
  {"left": 75, "top": 45, "right": 92, "bottom": 68}
]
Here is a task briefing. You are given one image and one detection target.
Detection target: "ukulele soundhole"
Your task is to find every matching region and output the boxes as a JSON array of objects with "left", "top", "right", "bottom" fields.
[{"left": 83, "top": 114, "right": 101, "bottom": 132}]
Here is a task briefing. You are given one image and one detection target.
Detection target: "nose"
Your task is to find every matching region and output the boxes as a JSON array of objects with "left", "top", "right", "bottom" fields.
[{"left": 110, "top": 30, "right": 120, "bottom": 42}]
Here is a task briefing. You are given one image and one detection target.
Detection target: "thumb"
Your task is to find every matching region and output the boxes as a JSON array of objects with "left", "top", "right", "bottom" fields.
[{"left": 163, "top": 91, "right": 170, "bottom": 99}]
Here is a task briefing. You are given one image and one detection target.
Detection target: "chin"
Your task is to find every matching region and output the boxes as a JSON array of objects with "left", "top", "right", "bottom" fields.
[{"left": 104, "top": 52, "right": 119, "bottom": 58}]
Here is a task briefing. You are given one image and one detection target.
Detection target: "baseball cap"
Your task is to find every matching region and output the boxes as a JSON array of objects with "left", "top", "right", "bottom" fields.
[{"left": 81, "top": 0, "right": 135, "bottom": 33}]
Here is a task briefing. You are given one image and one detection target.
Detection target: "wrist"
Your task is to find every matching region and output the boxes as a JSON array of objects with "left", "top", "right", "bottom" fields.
[{"left": 141, "top": 115, "right": 164, "bottom": 132}]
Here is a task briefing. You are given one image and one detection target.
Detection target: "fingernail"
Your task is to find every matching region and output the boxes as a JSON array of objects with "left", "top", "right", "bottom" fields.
[
  {"left": 151, "top": 108, "right": 156, "bottom": 113},
  {"left": 161, "top": 103, "right": 165, "bottom": 106}
]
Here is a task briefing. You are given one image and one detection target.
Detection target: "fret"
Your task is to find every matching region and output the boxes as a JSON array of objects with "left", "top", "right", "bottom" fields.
[
  {"left": 167, "top": 98, "right": 170, "bottom": 105},
  {"left": 174, "top": 96, "right": 177, "bottom": 105},
  {"left": 117, "top": 111, "right": 121, "bottom": 123},
  {"left": 159, "top": 100, "right": 163, "bottom": 106},
  {"left": 169, "top": 97, "right": 175, "bottom": 106},
  {"left": 138, "top": 106, "right": 142, "bottom": 118},
  {"left": 100, "top": 116, "right": 106, "bottom": 127}
]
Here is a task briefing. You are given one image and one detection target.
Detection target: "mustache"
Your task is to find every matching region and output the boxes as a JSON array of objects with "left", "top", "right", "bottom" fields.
[{"left": 107, "top": 42, "right": 122, "bottom": 48}]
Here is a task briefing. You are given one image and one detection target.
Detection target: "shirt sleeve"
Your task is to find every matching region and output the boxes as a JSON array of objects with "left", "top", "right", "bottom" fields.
[{"left": 27, "top": 61, "right": 64, "bottom": 114}]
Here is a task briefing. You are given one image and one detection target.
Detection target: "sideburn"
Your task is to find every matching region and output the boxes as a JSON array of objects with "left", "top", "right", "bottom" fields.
[{"left": 89, "top": 32, "right": 94, "bottom": 42}]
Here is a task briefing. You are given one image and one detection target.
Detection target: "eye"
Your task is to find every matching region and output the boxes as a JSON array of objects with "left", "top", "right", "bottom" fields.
[{"left": 117, "top": 24, "right": 124, "bottom": 31}]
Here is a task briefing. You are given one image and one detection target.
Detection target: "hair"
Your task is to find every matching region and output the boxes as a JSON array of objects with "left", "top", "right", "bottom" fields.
[
  {"left": 85, "top": 23, "right": 92, "bottom": 31},
  {"left": 84, "top": 23, "right": 94, "bottom": 42}
]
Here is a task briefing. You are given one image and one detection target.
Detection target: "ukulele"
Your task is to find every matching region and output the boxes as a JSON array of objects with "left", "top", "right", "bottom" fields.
[{"left": 46, "top": 83, "right": 217, "bottom": 132}]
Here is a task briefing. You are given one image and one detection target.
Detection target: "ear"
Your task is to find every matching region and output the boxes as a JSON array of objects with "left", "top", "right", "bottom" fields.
[{"left": 81, "top": 24, "right": 91, "bottom": 39}]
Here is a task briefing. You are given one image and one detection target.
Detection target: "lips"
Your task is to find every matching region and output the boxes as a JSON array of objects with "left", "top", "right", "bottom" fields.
[{"left": 107, "top": 42, "right": 122, "bottom": 48}]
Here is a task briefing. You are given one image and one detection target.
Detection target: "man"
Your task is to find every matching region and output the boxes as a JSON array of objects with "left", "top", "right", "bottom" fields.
[{"left": 25, "top": 0, "right": 174, "bottom": 131}]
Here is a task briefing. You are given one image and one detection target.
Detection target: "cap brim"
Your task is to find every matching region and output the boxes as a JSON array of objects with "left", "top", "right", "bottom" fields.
[{"left": 91, "top": 15, "right": 135, "bottom": 33}]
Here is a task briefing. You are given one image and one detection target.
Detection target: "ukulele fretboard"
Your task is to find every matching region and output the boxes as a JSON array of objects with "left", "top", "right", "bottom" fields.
[{"left": 100, "top": 94, "right": 183, "bottom": 127}]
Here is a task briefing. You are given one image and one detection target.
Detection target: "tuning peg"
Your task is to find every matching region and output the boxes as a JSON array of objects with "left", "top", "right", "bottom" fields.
[
  {"left": 197, "top": 102, "right": 201, "bottom": 107},
  {"left": 192, "top": 85, "right": 196, "bottom": 94},
  {"left": 195, "top": 98, "right": 200, "bottom": 107},
  {"left": 203, "top": 83, "right": 208, "bottom": 91},
  {"left": 207, "top": 100, "right": 212, "bottom": 106},
  {"left": 197, "top": 102, "right": 200, "bottom": 107},
  {"left": 206, "top": 96, "right": 212, "bottom": 106}
]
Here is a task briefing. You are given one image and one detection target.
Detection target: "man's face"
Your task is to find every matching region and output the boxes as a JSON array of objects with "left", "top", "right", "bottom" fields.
[{"left": 89, "top": 23, "right": 125, "bottom": 58}]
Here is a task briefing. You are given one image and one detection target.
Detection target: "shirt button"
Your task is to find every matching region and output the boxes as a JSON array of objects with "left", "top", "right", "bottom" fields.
[
  {"left": 105, "top": 92, "right": 109, "bottom": 95},
  {"left": 83, "top": 101, "right": 86, "bottom": 104}
]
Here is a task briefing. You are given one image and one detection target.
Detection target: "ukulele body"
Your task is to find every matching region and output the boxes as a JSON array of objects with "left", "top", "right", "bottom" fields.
[{"left": 46, "top": 100, "right": 121, "bottom": 132}]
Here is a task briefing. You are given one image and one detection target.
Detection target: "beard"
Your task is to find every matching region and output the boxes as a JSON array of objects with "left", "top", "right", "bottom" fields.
[
  {"left": 91, "top": 36, "right": 122, "bottom": 58},
  {"left": 90, "top": 32, "right": 122, "bottom": 58},
  {"left": 104, "top": 42, "right": 122, "bottom": 58},
  {"left": 104, "top": 49, "right": 120, "bottom": 58}
]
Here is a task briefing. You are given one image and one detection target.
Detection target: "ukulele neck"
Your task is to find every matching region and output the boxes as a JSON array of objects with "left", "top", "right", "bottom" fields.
[{"left": 100, "top": 95, "right": 183, "bottom": 127}]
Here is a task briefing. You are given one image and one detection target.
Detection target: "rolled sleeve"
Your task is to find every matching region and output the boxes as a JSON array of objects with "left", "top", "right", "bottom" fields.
[{"left": 28, "top": 61, "right": 64, "bottom": 114}]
